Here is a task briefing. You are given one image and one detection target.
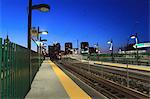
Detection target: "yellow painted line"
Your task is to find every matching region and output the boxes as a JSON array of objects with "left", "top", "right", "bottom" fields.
[
  {"left": 95, "top": 61, "right": 150, "bottom": 72},
  {"left": 48, "top": 60, "right": 91, "bottom": 99}
]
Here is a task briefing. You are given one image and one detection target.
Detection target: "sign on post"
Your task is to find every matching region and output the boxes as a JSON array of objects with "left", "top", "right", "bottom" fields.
[{"left": 31, "top": 27, "right": 38, "bottom": 37}]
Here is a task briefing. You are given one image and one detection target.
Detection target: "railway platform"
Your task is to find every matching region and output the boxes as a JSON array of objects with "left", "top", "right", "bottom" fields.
[
  {"left": 25, "top": 59, "right": 91, "bottom": 99},
  {"left": 94, "top": 61, "right": 150, "bottom": 72},
  {"left": 69, "top": 55, "right": 150, "bottom": 72}
]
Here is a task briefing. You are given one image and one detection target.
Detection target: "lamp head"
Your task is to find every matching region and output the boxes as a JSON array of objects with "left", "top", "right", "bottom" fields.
[
  {"left": 40, "top": 39, "right": 47, "bottom": 42},
  {"left": 107, "top": 41, "right": 111, "bottom": 44},
  {"left": 130, "top": 35, "right": 136, "bottom": 39},
  {"left": 41, "top": 31, "right": 48, "bottom": 35},
  {"left": 32, "top": 4, "right": 50, "bottom": 12}
]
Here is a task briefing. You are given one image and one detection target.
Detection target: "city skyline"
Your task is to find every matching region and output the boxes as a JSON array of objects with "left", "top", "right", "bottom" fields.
[{"left": 0, "top": 0, "right": 149, "bottom": 52}]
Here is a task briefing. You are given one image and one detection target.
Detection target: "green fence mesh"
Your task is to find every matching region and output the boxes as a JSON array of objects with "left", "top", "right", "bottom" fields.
[{"left": 0, "top": 37, "right": 44, "bottom": 99}]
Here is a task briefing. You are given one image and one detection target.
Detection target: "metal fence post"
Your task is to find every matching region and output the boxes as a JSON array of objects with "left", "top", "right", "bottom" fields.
[
  {"left": 11, "top": 43, "right": 15, "bottom": 97},
  {"left": 7, "top": 39, "right": 10, "bottom": 98},
  {"left": 0, "top": 38, "right": 2, "bottom": 98},
  {"left": 1, "top": 39, "right": 4, "bottom": 99},
  {"left": 0, "top": 37, "right": 43, "bottom": 99},
  {"left": 3, "top": 38, "right": 8, "bottom": 98}
]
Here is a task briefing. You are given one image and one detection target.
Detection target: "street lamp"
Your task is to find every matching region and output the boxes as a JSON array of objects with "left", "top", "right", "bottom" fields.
[
  {"left": 125, "top": 33, "right": 138, "bottom": 87},
  {"left": 40, "top": 39, "right": 47, "bottom": 42},
  {"left": 27, "top": 0, "right": 50, "bottom": 87},
  {"left": 37, "top": 27, "right": 48, "bottom": 52},
  {"left": 36, "top": 27, "right": 48, "bottom": 70},
  {"left": 130, "top": 35, "right": 138, "bottom": 44},
  {"left": 32, "top": 4, "right": 50, "bottom": 12},
  {"left": 28, "top": 1, "right": 50, "bottom": 50},
  {"left": 39, "top": 37, "right": 47, "bottom": 47},
  {"left": 107, "top": 40, "right": 114, "bottom": 62},
  {"left": 130, "top": 33, "right": 139, "bottom": 64},
  {"left": 126, "top": 38, "right": 130, "bottom": 88},
  {"left": 94, "top": 43, "right": 99, "bottom": 61},
  {"left": 39, "top": 31, "right": 48, "bottom": 35},
  {"left": 40, "top": 37, "right": 47, "bottom": 60}
]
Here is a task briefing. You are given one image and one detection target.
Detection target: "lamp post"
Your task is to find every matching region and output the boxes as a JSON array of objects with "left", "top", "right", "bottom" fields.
[
  {"left": 94, "top": 42, "right": 99, "bottom": 61},
  {"left": 125, "top": 33, "right": 138, "bottom": 87},
  {"left": 28, "top": 1, "right": 50, "bottom": 49},
  {"left": 36, "top": 27, "right": 48, "bottom": 70},
  {"left": 130, "top": 33, "right": 138, "bottom": 64},
  {"left": 77, "top": 39, "right": 79, "bottom": 55},
  {"left": 126, "top": 38, "right": 130, "bottom": 87},
  {"left": 88, "top": 47, "right": 91, "bottom": 74},
  {"left": 107, "top": 40, "right": 114, "bottom": 62},
  {"left": 40, "top": 37, "right": 48, "bottom": 60},
  {"left": 37, "top": 26, "right": 48, "bottom": 52},
  {"left": 27, "top": 0, "right": 50, "bottom": 87}
]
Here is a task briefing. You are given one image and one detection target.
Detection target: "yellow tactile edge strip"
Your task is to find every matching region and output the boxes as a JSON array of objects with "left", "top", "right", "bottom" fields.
[
  {"left": 95, "top": 61, "right": 150, "bottom": 72},
  {"left": 48, "top": 60, "right": 91, "bottom": 99}
]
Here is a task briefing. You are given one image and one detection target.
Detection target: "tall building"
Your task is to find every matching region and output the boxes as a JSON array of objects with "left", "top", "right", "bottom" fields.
[
  {"left": 54, "top": 43, "right": 61, "bottom": 52},
  {"left": 48, "top": 45, "right": 55, "bottom": 59},
  {"left": 80, "top": 42, "right": 89, "bottom": 54},
  {"left": 48, "top": 43, "right": 61, "bottom": 60},
  {"left": 65, "top": 42, "right": 72, "bottom": 54},
  {"left": 89, "top": 47, "right": 96, "bottom": 54}
]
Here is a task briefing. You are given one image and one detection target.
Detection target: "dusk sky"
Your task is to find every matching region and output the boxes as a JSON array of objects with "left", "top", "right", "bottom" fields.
[{"left": 0, "top": 0, "right": 149, "bottom": 52}]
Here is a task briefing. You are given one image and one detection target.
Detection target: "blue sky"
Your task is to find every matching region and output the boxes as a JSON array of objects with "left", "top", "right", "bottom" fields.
[{"left": 0, "top": 0, "right": 149, "bottom": 52}]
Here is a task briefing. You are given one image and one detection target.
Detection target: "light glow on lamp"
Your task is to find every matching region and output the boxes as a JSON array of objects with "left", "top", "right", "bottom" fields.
[
  {"left": 107, "top": 41, "right": 111, "bottom": 44},
  {"left": 40, "top": 7, "right": 49, "bottom": 12},
  {"left": 130, "top": 35, "right": 136, "bottom": 39},
  {"left": 41, "top": 31, "right": 48, "bottom": 35},
  {"left": 32, "top": 4, "right": 50, "bottom": 12}
]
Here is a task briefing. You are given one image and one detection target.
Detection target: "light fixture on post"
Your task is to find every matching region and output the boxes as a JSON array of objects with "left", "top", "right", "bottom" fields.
[
  {"left": 107, "top": 40, "right": 114, "bottom": 62},
  {"left": 130, "top": 33, "right": 139, "bottom": 64},
  {"left": 39, "top": 31, "right": 48, "bottom": 35},
  {"left": 130, "top": 35, "right": 138, "bottom": 44},
  {"left": 27, "top": 0, "right": 50, "bottom": 88},
  {"left": 32, "top": 4, "right": 50, "bottom": 12},
  {"left": 40, "top": 39, "right": 47, "bottom": 42},
  {"left": 37, "top": 26, "right": 48, "bottom": 53},
  {"left": 28, "top": 1, "right": 50, "bottom": 50},
  {"left": 40, "top": 37, "right": 47, "bottom": 60}
]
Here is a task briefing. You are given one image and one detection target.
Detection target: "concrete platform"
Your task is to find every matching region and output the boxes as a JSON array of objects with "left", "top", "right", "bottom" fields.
[
  {"left": 69, "top": 55, "right": 150, "bottom": 72},
  {"left": 25, "top": 60, "right": 91, "bottom": 99}
]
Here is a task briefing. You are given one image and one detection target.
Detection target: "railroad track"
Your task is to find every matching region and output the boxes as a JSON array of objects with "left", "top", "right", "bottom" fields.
[
  {"left": 69, "top": 61, "right": 150, "bottom": 95},
  {"left": 62, "top": 59, "right": 149, "bottom": 83},
  {"left": 62, "top": 59, "right": 150, "bottom": 88},
  {"left": 75, "top": 62, "right": 149, "bottom": 82},
  {"left": 57, "top": 60, "right": 150, "bottom": 99}
]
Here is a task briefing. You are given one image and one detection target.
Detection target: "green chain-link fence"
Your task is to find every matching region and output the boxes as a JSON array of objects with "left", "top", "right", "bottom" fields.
[{"left": 0, "top": 37, "right": 44, "bottom": 99}]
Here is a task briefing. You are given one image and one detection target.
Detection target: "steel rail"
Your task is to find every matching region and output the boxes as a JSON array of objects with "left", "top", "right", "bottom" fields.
[{"left": 59, "top": 60, "right": 150, "bottom": 99}]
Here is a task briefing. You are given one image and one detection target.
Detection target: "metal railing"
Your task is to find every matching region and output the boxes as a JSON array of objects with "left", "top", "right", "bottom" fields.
[
  {"left": 0, "top": 37, "right": 44, "bottom": 99},
  {"left": 82, "top": 53, "right": 150, "bottom": 66}
]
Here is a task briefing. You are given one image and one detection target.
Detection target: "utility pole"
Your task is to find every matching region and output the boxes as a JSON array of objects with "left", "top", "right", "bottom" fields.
[
  {"left": 77, "top": 40, "right": 79, "bottom": 54},
  {"left": 37, "top": 27, "right": 39, "bottom": 52},
  {"left": 126, "top": 39, "right": 129, "bottom": 87},
  {"left": 37, "top": 26, "right": 40, "bottom": 71},
  {"left": 96, "top": 42, "right": 99, "bottom": 61},
  {"left": 28, "top": 0, "right": 32, "bottom": 50},
  {"left": 135, "top": 33, "right": 139, "bottom": 65}
]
